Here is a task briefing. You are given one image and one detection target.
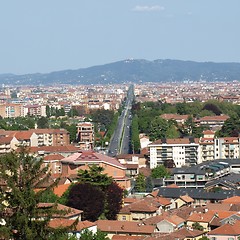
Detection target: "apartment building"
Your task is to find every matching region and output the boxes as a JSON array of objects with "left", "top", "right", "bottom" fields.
[
  {"left": 214, "top": 137, "right": 240, "bottom": 160},
  {"left": 31, "top": 129, "right": 70, "bottom": 146},
  {"left": 197, "top": 115, "right": 229, "bottom": 130},
  {"left": 76, "top": 122, "right": 94, "bottom": 150},
  {"left": 149, "top": 136, "right": 240, "bottom": 168},
  {"left": 149, "top": 138, "right": 200, "bottom": 169},
  {"left": 0, "top": 103, "right": 24, "bottom": 118},
  {"left": 24, "top": 105, "right": 46, "bottom": 117},
  {"left": 0, "top": 129, "right": 70, "bottom": 147}
]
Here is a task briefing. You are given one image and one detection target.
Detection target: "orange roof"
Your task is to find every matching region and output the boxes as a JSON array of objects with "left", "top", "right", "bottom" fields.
[
  {"left": 49, "top": 219, "right": 95, "bottom": 230},
  {"left": 96, "top": 220, "right": 155, "bottom": 235},
  {"left": 207, "top": 220, "right": 240, "bottom": 236},
  {"left": 222, "top": 196, "right": 240, "bottom": 204},
  {"left": 180, "top": 195, "right": 194, "bottom": 203},
  {"left": 187, "top": 211, "right": 215, "bottom": 223},
  {"left": 53, "top": 183, "right": 72, "bottom": 197},
  {"left": 207, "top": 210, "right": 238, "bottom": 220},
  {"left": 44, "top": 154, "right": 65, "bottom": 161}
]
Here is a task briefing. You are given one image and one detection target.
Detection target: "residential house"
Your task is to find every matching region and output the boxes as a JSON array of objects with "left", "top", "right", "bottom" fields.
[
  {"left": 207, "top": 220, "right": 240, "bottom": 240},
  {"left": 43, "top": 154, "right": 65, "bottom": 174},
  {"left": 143, "top": 213, "right": 185, "bottom": 233},
  {"left": 60, "top": 150, "right": 131, "bottom": 189},
  {"left": 186, "top": 211, "right": 217, "bottom": 232},
  {"left": 197, "top": 115, "right": 229, "bottom": 130},
  {"left": 0, "top": 136, "right": 19, "bottom": 154},
  {"left": 96, "top": 220, "right": 155, "bottom": 239},
  {"left": 49, "top": 219, "right": 97, "bottom": 239},
  {"left": 174, "top": 195, "right": 194, "bottom": 208}
]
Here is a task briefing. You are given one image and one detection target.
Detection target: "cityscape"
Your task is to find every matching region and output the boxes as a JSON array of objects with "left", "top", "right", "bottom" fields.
[{"left": 0, "top": 1, "right": 240, "bottom": 240}]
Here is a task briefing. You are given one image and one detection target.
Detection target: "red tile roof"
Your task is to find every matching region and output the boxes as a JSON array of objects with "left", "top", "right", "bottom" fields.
[
  {"left": 61, "top": 150, "right": 125, "bottom": 169},
  {"left": 207, "top": 220, "right": 240, "bottom": 236},
  {"left": 49, "top": 219, "right": 95, "bottom": 231},
  {"left": 96, "top": 220, "right": 155, "bottom": 235}
]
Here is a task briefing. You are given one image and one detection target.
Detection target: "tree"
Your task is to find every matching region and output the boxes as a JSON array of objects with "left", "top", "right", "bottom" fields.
[
  {"left": 199, "top": 237, "right": 210, "bottom": 240},
  {"left": 66, "top": 166, "right": 124, "bottom": 221},
  {"left": 149, "top": 117, "right": 169, "bottom": 141},
  {"left": 105, "top": 182, "right": 123, "bottom": 220},
  {"left": 77, "top": 165, "right": 113, "bottom": 190},
  {"left": 67, "top": 183, "right": 105, "bottom": 221},
  {"left": 135, "top": 173, "right": 146, "bottom": 192},
  {"left": 80, "top": 229, "right": 109, "bottom": 240},
  {"left": 192, "top": 222, "right": 204, "bottom": 231},
  {"left": 151, "top": 165, "right": 170, "bottom": 179},
  {"left": 0, "top": 149, "right": 71, "bottom": 239},
  {"left": 37, "top": 116, "right": 49, "bottom": 129}
]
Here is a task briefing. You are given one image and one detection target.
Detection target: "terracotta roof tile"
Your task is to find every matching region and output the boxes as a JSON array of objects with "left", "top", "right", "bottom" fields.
[
  {"left": 207, "top": 220, "right": 240, "bottom": 236},
  {"left": 61, "top": 151, "right": 125, "bottom": 169},
  {"left": 96, "top": 220, "right": 155, "bottom": 235}
]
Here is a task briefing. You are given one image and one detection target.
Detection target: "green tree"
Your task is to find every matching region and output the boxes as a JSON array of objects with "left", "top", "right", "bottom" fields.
[
  {"left": 151, "top": 165, "right": 170, "bottom": 179},
  {"left": 37, "top": 116, "right": 49, "bottom": 129},
  {"left": 66, "top": 124, "right": 77, "bottom": 143},
  {"left": 199, "top": 237, "right": 210, "bottom": 240},
  {"left": 131, "top": 115, "right": 141, "bottom": 153},
  {"left": 149, "top": 116, "right": 169, "bottom": 141},
  {"left": 166, "top": 124, "right": 180, "bottom": 139},
  {"left": 0, "top": 149, "right": 71, "bottom": 239},
  {"left": 135, "top": 173, "right": 146, "bottom": 192},
  {"left": 80, "top": 229, "right": 109, "bottom": 240},
  {"left": 192, "top": 222, "right": 204, "bottom": 231},
  {"left": 77, "top": 165, "right": 113, "bottom": 190}
]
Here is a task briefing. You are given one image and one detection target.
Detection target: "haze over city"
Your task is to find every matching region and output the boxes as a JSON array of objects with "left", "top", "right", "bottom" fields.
[{"left": 0, "top": 0, "right": 239, "bottom": 75}]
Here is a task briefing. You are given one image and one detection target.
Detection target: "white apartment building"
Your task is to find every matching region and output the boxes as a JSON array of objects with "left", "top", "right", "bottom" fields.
[
  {"left": 149, "top": 136, "right": 240, "bottom": 169},
  {"left": 149, "top": 138, "right": 200, "bottom": 169}
]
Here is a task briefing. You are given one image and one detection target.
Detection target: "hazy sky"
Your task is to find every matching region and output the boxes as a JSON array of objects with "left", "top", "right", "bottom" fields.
[{"left": 0, "top": 0, "right": 239, "bottom": 74}]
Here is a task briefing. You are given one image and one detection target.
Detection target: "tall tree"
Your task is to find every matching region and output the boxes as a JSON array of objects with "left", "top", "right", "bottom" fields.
[
  {"left": 67, "top": 183, "right": 105, "bottom": 221},
  {"left": 0, "top": 149, "right": 70, "bottom": 239},
  {"left": 135, "top": 173, "right": 146, "bottom": 192},
  {"left": 151, "top": 165, "right": 170, "bottom": 179},
  {"left": 105, "top": 182, "right": 123, "bottom": 220},
  {"left": 37, "top": 116, "right": 49, "bottom": 129},
  {"left": 77, "top": 165, "right": 113, "bottom": 190}
]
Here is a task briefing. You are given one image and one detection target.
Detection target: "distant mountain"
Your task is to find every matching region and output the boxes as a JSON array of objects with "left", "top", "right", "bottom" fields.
[{"left": 0, "top": 59, "right": 240, "bottom": 85}]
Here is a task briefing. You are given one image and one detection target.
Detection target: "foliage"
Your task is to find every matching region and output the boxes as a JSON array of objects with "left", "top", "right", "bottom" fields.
[
  {"left": 145, "top": 176, "right": 153, "bottom": 192},
  {"left": 67, "top": 108, "right": 79, "bottom": 117},
  {"left": 105, "top": 182, "right": 123, "bottom": 220},
  {"left": 151, "top": 165, "right": 171, "bottom": 179},
  {"left": 149, "top": 116, "right": 169, "bottom": 141},
  {"left": 217, "top": 116, "right": 240, "bottom": 137},
  {"left": 67, "top": 183, "right": 105, "bottom": 221},
  {"left": 135, "top": 173, "right": 146, "bottom": 192},
  {"left": 192, "top": 222, "right": 204, "bottom": 231},
  {"left": 77, "top": 165, "right": 113, "bottom": 190},
  {"left": 80, "top": 229, "right": 109, "bottom": 240},
  {"left": 39, "top": 189, "right": 59, "bottom": 203},
  {"left": 37, "top": 116, "right": 49, "bottom": 128},
  {"left": 66, "top": 166, "right": 124, "bottom": 221},
  {"left": 66, "top": 123, "right": 77, "bottom": 143},
  {"left": 0, "top": 149, "right": 71, "bottom": 239},
  {"left": 91, "top": 109, "right": 114, "bottom": 132},
  {"left": 131, "top": 115, "right": 141, "bottom": 153},
  {"left": 203, "top": 103, "right": 222, "bottom": 115},
  {"left": 199, "top": 237, "right": 210, "bottom": 240}
]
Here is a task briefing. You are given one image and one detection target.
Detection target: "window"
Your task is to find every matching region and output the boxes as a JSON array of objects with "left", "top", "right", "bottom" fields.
[{"left": 122, "top": 216, "right": 126, "bottom": 221}]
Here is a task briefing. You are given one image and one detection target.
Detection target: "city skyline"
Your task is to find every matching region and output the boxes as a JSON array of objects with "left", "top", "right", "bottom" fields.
[{"left": 0, "top": 0, "right": 239, "bottom": 75}]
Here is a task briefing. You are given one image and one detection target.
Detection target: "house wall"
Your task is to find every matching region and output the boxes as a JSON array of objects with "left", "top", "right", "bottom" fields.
[
  {"left": 156, "top": 220, "right": 174, "bottom": 233},
  {"left": 207, "top": 235, "right": 239, "bottom": 240},
  {"left": 186, "top": 221, "right": 209, "bottom": 232},
  {"left": 117, "top": 213, "right": 132, "bottom": 221}
]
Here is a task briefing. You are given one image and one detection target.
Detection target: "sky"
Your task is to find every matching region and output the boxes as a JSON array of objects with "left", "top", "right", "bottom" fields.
[{"left": 0, "top": 0, "right": 239, "bottom": 75}]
